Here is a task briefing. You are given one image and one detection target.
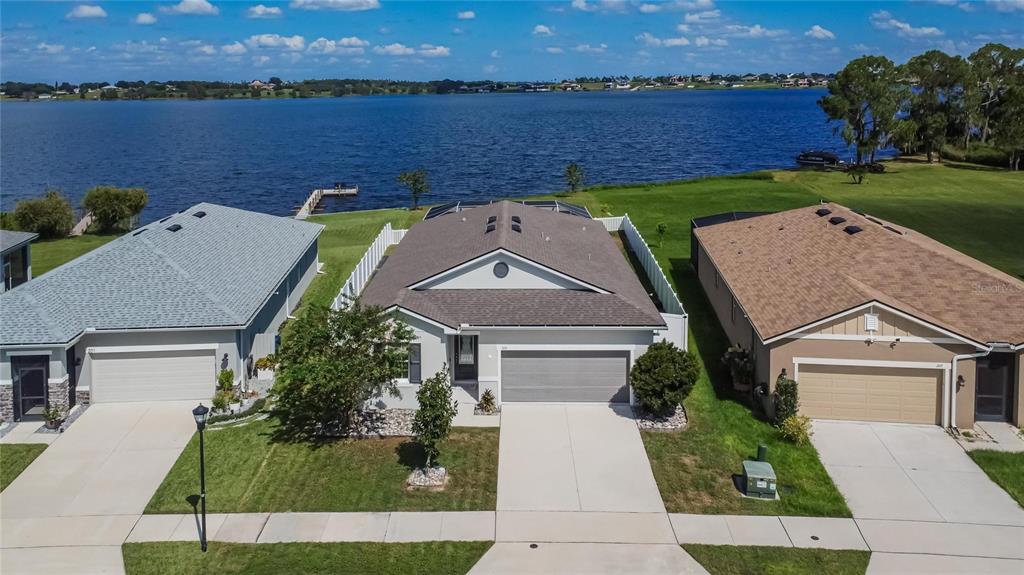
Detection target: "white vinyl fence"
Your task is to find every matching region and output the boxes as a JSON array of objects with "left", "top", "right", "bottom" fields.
[
  {"left": 596, "top": 214, "right": 689, "bottom": 350},
  {"left": 331, "top": 223, "right": 408, "bottom": 309}
]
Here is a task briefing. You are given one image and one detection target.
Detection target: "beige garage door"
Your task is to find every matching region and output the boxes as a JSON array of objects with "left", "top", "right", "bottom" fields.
[
  {"left": 91, "top": 349, "right": 216, "bottom": 403},
  {"left": 799, "top": 364, "right": 942, "bottom": 424}
]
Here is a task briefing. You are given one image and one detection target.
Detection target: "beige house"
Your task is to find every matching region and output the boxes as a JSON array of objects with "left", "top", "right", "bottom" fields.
[{"left": 692, "top": 203, "right": 1023, "bottom": 429}]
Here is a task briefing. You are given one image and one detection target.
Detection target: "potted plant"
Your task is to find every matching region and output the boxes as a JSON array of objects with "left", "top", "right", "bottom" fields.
[
  {"left": 254, "top": 354, "right": 276, "bottom": 380},
  {"left": 43, "top": 405, "right": 63, "bottom": 430}
]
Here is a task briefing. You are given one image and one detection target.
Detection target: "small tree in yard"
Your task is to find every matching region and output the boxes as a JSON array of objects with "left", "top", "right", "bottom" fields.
[
  {"left": 564, "top": 162, "right": 584, "bottom": 193},
  {"left": 83, "top": 186, "right": 148, "bottom": 232},
  {"left": 773, "top": 373, "right": 800, "bottom": 425},
  {"left": 397, "top": 169, "right": 429, "bottom": 209},
  {"left": 656, "top": 222, "right": 668, "bottom": 247},
  {"left": 13, "top": 190, "right": 75, "bottom": 239},
  {"left": 412, "top": 365, "right": 458, "bottom": 468},
  {"left": 272, "top": 303, "right": 414, "bottom": 438},
  {"left": 630, "top": 341, "right": 700, "bottom": 414}
]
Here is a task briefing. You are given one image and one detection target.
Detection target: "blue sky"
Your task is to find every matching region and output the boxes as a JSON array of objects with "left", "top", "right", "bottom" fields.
[{"left": 2, "top": 0, "right": 1022, "bottom": 82}]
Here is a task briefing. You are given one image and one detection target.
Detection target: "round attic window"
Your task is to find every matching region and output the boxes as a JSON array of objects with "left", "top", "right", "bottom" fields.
[{"left": 493, "top": 262, "right": 509, "bottom": 278}]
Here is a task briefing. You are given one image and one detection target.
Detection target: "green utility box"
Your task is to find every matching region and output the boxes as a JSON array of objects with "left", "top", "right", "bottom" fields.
[{"left": 742, "top": 460, "right": 778, "bottom": 500}]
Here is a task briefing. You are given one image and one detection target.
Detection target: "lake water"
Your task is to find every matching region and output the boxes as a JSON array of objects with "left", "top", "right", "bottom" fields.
[{"left": 1, "top": 90, "right": 860, "bottom": 219}]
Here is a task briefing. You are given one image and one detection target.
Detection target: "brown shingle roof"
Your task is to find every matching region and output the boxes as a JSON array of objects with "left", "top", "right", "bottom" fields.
[
  {"left": 361, "top": 201, "right": 665, "bottom": 328},
  {"left": 694, "top": 203, "right": 1024, "bottom": 346}
]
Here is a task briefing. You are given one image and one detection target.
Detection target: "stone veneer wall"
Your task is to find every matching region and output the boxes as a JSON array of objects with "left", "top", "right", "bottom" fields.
[
  {"left": 75, "top": 387, "right": 91, "bottom": 407},
  {"left": 0, "top": 385, "right": 13, "bottom": 422},
  {"left": 47, "top": 377, "right": 70, "bottom": 417}
]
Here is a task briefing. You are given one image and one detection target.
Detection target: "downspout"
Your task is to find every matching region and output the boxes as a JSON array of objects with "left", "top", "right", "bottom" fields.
[{"left": 949, "top": 343, "right": 1011, "bottom": 433}]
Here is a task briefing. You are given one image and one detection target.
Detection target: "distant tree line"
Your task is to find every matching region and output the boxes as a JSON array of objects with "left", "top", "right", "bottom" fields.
[{"left": 819, "top": 43, "right": 1024, "bottom": 170}]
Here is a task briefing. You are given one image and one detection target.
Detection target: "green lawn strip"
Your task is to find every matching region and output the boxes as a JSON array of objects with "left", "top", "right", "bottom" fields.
[
  {"left": 684, "top": 544, "right": 870, "bottom": 575},
  {"left": 30, "top": 233, "right": 120, "bottom": 277},
  {"left": 0, "top": 443, "right": 47, "bottom": 491},
  {"left": 122, "top": 541, "right": 492, "bottom": 575},
  {"left": 144, "top": 418, "right": 497, "bottom": 513},
  {"left": 968, "top": 450, "right": 1024, "bottom": 508}
]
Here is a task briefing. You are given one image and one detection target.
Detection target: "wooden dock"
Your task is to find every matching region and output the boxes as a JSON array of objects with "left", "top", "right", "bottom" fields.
[{"left": 295, "top": 184, "right": 358, "bottom": 220}]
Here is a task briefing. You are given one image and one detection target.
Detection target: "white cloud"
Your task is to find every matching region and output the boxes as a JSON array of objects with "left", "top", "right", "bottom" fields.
[
  {"left": 37, "top": 42, "right": 65, "bottom": 54},
  {"left": 546, "top": 46, "right": 564, "bottom": 54},
  {"left": 417, "top": 43, "right": 450, "bottom": 57},
  {"left": 639, "top": 3, "right": 661, "bottom": 13},
  {"left": 246, "top": 34, "right": 306, "bottom": 51},
  {"left": 571, "top": 0, "right": 626, "bottom": 11},
  {"left": 574, "top": 43, "right": 608, "bottom": 53},
  {"left": 684, "top": 9, "right": 719, "bottom": 23},
  {"left": 724, "top": 24, "right": 786, "bottom": 38},
  {"left": 457, "top": 10, "right": 475, "bottom": 19},
  {"left": 694, "top": 35, "right": 727, "bottom": 47},
  {"left": 571, "top": 0, "right": 597, "bottom": 11},
  {"left": 663, "top": 37, "right": 690, "bottom": 46},
  {"left": 253, "top": 55, "right": 271, "bottom": 66},
  {"left": 635, "top": 31, "right": 662, "bottom": 46},
  {"left": 490, "top": 49, "right": 501, "bottom": 58},
  {"left": 352, "top": 57, "right": 371, "bottom": 64},
  {"left": 988, "top": 0, "right": 1024, "bottom": 12},
  {"left": 221, "top": 41, "right": 248, "bottom": 55},
  {"left": 247, "top": 4, "right": 283, "bottom": 18},
  {"left": 533, "top": 24, "right": 554, "bottom": 36},
  {"left": 372, "top": 42, "right": 415, "bottom": 56},
  {"left": 195, "top": 44, "right": 217, "bottom": 56},
  {"left": 452, "top": 27, "right": 464, "bottom": 34},
  {"left": 307, "top": 36, "right": 368, "bottom": 54},
  {"left": 870, "top": 11, "right": 943, "bottom": 37},
  {"left": 87, "top": 46, "right": 97, "bottom": 53},
  {"left": 805, "top": 25, "right": 835, "bottom": 40},
  {"left": 483, "top": 64, "right": 498, "bottom": 74},
  {"left": 289, "top": 0, "right": 380, "bottom": 11},
  {"left": 675, "top": 0, "right": 715, "bottom": 8},
  {"left": 135, "top": 12, "right": 157, "bottom": 25},
  {"left": 66, "top": 5, "right": 107, "bottom": 19},
  {"left": 676, "top": 23, "right": 690, "bottom": 32},
  {"left": 160, "top": 0, "right": 219, "bottom": 15}
]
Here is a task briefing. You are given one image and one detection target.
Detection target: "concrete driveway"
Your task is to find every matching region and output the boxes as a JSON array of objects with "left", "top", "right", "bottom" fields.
[
  {"left": 497, "top": 404, "right": 664, "bottom": 513},
  {"left": 2, "top": 401, "right": 198, "bottom": 574},
  {"left": 812, "top": 420, "right": 1024, "bottom": 526}
]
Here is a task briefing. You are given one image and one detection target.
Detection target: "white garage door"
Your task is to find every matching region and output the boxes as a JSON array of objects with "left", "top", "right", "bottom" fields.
[
  {"left": 502, "top": 350, "right": 630, "bottom": 403},
  {"left": 799, "top": 364, "right": 942, "bottom": 424},
  {"left": 91, "top": 349, "right": 216, "bottom": 403}
]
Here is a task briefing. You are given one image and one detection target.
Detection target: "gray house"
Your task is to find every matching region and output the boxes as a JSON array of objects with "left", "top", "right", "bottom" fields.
[
  {"left": 1, "top": 230, "right": 38, "bottom": 292},
  {"left": 0, "top": 203, "right": 323, "bottom": 422}
]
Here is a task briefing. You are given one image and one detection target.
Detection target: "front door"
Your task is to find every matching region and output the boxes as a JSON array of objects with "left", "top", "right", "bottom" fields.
[
  {"left": 976, "top": 353, "right": 1014, "bottom": 422},
  {"left": 12, "top": 356, "right": 49, "bottom": 421},
  {"left": 454, "top": 335, "right": 478, "bottom": 382}
]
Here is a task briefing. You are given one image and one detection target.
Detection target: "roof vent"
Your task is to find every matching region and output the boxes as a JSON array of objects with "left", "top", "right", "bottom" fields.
[
  {"left": 815, "top": 208, "right": 832, "bottom": 217},
  {"left": 486, "top": 215, "right": 497, "bottom": 224},
  {"left": 158, "top": 216, "right": 172, "bottom": 223},
  {"left": 132, "top": 228, "right": 147, "bottom": 236},
  {"left": 193, "top": 211, "right": 207, "bottom": 218},
  {"left": 828, "top": 216, "right": 847, "bottom": 225},
  {"left": 485, "top": 223, "right": 496, "bottom": 234},
  {"left": 511, "top": 215, "right": 521, "bottom": 224},
  {"left": 843, "top": 225, "right": 863, "bottom": 235},
  {"left": 166, "top": 224, "right": 183, "bottom": 232},
  {"left": 511, "top": 223, "right": 522, "bottom": 233}
]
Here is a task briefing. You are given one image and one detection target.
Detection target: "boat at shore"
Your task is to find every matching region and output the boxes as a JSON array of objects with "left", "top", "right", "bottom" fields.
[{"left": 795, "top": 150, "right": 844, "bottom": 169}]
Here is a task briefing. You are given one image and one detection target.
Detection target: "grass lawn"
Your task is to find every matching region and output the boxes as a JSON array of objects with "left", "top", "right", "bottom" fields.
[
  {"left": 30, "top": 233, "right": 119, "bottom": 276},
  {"left": 968, "top": 450, "right": 1024, "bottom": 508},
  {"left": 684, "top": 544, "right": 870, "bottom": 575},
  {"left": 0, "top": 444, "right": 47, "bottom": 491},
  {"left": 571, "top": 160, "right": 1023, "bottom": 516},
  {"left": 122, "top": 541, "right": 492, "bottom": 575},
  {"left": 145, "top": 418, "right": 497, "bottom": 514}
]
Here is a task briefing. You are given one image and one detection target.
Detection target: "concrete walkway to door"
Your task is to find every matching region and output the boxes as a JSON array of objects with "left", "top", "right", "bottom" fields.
[{"left": 1, "top": 401, "right": 199, "bottom": 575}]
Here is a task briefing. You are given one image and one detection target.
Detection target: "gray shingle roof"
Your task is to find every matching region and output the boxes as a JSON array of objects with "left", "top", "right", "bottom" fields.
[
  {"left": 361, "top": 201, "right": 665, "bottom": 328},
  {"left": 1, "top": 230, "right": 39, "bottom": 255},
  {"left": 0, "top": 203, "right": 323, "bottom": 345}
]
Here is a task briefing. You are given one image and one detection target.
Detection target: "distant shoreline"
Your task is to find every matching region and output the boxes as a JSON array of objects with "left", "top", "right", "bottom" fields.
[{"left": 1, "top": 85, "right": 826, "bottom": 104}]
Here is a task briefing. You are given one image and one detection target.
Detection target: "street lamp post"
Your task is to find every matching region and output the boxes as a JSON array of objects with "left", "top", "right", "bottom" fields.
[{"left": 192, "top": 403, "right": 210, "bottom": 552}]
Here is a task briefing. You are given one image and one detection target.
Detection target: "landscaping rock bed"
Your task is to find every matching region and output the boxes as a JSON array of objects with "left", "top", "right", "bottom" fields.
[
  {"left": 633, "top": 404, "right": 687, "bottom": 432},
  {"left": 406, "top": 466, "right": 448, "bottom": 490},
  {"left": 350, "top": 408, "right": 416, "bottom": 438},
  {"left": 473, "top": 406, "right": 501, "bottom": 416}
]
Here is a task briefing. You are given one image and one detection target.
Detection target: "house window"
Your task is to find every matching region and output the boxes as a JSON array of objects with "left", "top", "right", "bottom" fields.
[{"left": 408, "top": 344, "right": 422, "bottom": 384}]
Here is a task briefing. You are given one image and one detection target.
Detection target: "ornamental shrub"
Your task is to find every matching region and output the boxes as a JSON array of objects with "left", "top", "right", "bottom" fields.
[
  {"left": 83, "top": 186, "right": 148, "bottom": 232},
  {"left": 773, "top": 374, "right": 800, "bottom": 424},
  {"left": 476, "top": 388, "right": 497, "bottom": 414},
  {"left": 412, "top": 365, "right": 458, "bottom": 468},
  {"left": 779, "top": 415, "right": 813, "bottom": 444},
  {"left": 217, "top": 369, "right": 235, "bottom": 392},
  {"left": 13, "top": 190, "right": 75, "bottom": 239},
  {"left": 631, "top": 341, "right": 701, "bottom": 414}
]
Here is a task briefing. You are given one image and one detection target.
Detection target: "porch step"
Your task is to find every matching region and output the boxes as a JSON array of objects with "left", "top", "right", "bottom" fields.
[{"left": 451, "top": 385, "right": 477, "bottom": 406}]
